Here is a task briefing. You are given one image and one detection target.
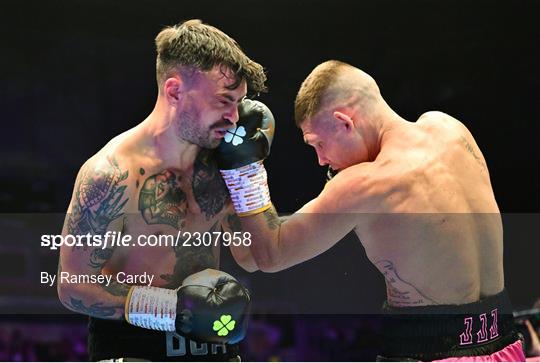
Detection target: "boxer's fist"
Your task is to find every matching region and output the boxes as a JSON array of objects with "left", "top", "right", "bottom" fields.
[
  {"left": 125, "top": 269, "right": 251, "bottom": 344},
  {"left": 215, "top": 99, "right": 275, "bottom": 170},
  {"left": 175, "top": 269, "right": 251, "bottom": 344}
]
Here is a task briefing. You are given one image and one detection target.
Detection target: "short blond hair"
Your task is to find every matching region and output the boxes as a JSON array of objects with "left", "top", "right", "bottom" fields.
[{"left": 294, "top": 60, "right": 355, "bottom": 126}]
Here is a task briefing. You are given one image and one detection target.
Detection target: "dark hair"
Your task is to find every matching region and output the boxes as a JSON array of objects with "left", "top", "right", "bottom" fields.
[{"left": 155, "top": 19, "right": 267, "bottom": 94}]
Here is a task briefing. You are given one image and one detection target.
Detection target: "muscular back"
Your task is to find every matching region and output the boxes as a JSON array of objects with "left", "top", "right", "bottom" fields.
[{"left": 353, "top": 112, "right": 503, "bottom": 306}]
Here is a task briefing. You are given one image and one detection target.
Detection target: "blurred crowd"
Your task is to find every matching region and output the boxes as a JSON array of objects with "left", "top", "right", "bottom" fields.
[
  {"left": 0, "top": 306, "right": 538, "bottom": 362},
  {"left": 0, "top": 315, "right": 380, "bottom": 361},
  {"left": 0, "top": 324, "right": 86, "bottom": 361}
]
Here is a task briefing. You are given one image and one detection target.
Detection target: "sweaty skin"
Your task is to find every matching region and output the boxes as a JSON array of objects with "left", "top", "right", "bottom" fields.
[
  {"left": 242, "top": 111, "right": 503, "bottom": 307},
  {"left": 58, "top": 68, "right": 254, "bottom": 320}
]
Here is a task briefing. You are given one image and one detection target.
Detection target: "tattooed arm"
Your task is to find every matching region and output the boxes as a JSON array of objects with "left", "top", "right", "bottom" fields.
[
  {"left": 58, "top": 156, "right": 131, "bottom": 319},
  {"left": 222, "top": 211, "right": 259, "bottom": 272}
]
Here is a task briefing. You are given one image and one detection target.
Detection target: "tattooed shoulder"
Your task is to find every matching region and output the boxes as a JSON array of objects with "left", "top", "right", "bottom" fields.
[{"left": 67, "top": 156, "right": 129, "bottom": 236}]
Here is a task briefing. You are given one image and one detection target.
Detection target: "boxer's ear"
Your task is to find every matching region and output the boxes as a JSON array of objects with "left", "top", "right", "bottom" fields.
[
  {"left": 164, "top": 77, "right": 183, "bottom": 104},
  {"left": 333, "top": 111, "right": 354, "bottom": 132}
]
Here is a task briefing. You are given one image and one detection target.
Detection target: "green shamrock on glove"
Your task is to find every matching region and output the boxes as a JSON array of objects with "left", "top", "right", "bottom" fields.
[{"left": 213, "top": 315, "right": 236, "bottom": 336}]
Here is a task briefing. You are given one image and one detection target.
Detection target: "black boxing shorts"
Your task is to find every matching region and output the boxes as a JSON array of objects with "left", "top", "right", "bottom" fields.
[
  {"left": 377, "top": 289, "right": 525, "bottom": 361},
  {"left": 88, "top": 317, "right": 240, "bottom": 361}
]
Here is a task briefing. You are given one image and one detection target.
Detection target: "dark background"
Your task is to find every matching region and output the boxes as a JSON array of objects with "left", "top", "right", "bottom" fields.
[
  {"left": 0, "top": 0, "right": 539, "bottom": 360},
  {"left": 1, "top": 0, "right": 540, "bottom": 214}
]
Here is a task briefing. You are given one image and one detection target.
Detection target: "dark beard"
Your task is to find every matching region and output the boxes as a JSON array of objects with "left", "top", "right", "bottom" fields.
[{"left": 176, "top": 108, "right": 220, "bottom": 149}]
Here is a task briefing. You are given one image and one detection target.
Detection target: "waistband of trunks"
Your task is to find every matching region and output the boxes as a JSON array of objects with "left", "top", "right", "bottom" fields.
[
  {"left": 88, "top": 317, "right": 239, "bottom": 362},
  {"left": 380, "top": 289, "right": 520, "bottom": 360}
]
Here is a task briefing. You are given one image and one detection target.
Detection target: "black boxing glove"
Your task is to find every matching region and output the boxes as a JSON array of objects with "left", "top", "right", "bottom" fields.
[
  {"left": 125, "top": 269, "right": 250, "bottom": 344},
  {"left": 216, "top": 99, "right": 275, "bottom": 216},
  {"left": 215, "top": 98, "right": 275, "bottom": 169}
]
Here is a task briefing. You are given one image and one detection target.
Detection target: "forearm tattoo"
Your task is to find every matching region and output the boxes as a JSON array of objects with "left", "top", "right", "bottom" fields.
[
  {"left": 63, "top": 297, "right": 122, "bottom": 319},
  {"left": 263, "top": 206, "right": 282, "bottom": 230},
  {"left": 101, "top": 280, "right": 132, "bottom": 297}
]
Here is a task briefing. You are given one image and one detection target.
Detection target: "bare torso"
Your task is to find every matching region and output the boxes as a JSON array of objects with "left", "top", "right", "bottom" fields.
[
  {"left": 64, "top": 128, "right": 233, "bottom": 290},
  {"left": 351, "top": 112, "right": 503, "bottom": 307}
]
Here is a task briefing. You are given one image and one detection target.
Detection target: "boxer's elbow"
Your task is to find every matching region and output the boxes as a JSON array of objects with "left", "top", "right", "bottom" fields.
[
  {"left": 235, "top": 257, "right": 259, "bottom": 273},
  {"left": 257, "top": 262, "right": 283, "bottom": 273},
  {"left": 230, "top": 246, "right": 260, "bottom": 273},
  {"left": 57, "top": 277, "right": 88, "bottom": 313},
  {"left": 242, "top": 264, "right": 259, "bottom": 273},
  {"left": 252, "top": 234, "right": 286, "bottom": 272},
  {"left": 57, "top": 282, "right": 78, "bottom": 312},
  {"left": 253, "top": 252, "right": 283, "bottom": 273},
  {"left": 58, "top": 282, "right": 117, "bottom": 318}
]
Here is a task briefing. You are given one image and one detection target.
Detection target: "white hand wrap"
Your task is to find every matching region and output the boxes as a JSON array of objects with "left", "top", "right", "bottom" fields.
[
  {"left": 125, "top": 286, "right": 177, "bottom": 331},
  {"left": 220, "top": 161, "right": 271, "bottom": 216}
]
